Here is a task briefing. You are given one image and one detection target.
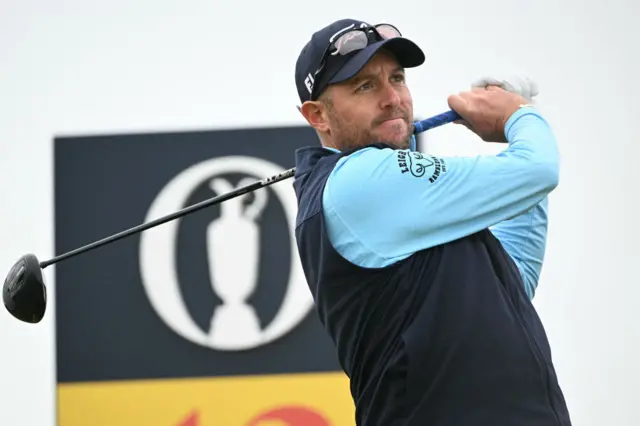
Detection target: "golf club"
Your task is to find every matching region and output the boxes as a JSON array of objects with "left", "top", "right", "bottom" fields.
[{"left": 2, "top": 109, "right": 461, "bottom": 324}]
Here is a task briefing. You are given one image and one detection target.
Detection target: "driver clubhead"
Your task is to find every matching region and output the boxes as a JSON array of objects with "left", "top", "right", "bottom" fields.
[{"left": 3, "top": 254, "right": 47, "bottom": 323}]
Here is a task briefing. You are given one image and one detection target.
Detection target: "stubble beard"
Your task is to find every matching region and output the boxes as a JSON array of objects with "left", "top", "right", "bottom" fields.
[{"left": 327, "top": 110, "right": 413, "bottom": 151}]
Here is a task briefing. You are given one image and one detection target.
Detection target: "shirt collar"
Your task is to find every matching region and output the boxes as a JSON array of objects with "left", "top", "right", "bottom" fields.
[{"left": 321, "top": 135, "right": 417, "bottom": 153}]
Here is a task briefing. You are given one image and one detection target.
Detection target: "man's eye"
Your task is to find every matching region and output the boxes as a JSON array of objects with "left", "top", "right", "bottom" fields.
[
  {"left": 357, "top": 82, "right": 373, "bottom": 91},
  {"left": 393, "top": 74, "right": 405, "bottom": 82}
]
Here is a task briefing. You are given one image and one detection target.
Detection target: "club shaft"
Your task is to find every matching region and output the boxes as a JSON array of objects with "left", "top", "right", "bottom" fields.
[
  {"left": 39, "top": 168, "right": 296, "bottom": 269},
  {"left": 39, "top": 109, "right": 459, "bottom": 269}
]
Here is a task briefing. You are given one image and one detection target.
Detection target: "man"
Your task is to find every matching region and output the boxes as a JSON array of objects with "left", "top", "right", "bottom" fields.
[{"left": 292, "top": 18, "right": 572, "bottom": 426}]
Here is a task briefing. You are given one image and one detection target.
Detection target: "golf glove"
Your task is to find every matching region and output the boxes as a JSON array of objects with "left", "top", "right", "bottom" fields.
[{"left": 471, "top": 75, "right": 539, "bottom": 103}]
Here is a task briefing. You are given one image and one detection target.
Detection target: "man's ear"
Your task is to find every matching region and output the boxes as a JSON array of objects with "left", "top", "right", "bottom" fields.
[{"left": 299, "top": 101, "right": 330, "bottom": 133}]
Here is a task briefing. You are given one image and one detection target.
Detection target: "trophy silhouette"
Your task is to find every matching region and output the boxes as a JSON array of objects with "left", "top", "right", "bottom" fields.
[{"left": 206, "top": 177, "right": 267, "bottom": 349}]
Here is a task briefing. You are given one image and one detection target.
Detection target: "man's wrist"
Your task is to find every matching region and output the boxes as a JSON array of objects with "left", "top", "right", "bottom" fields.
[
  {"left": 505, "top": 104, "right": 539, "bottom": 131},
  {"left": 504, "top": 104, "right": 547, "bottom": 142}
]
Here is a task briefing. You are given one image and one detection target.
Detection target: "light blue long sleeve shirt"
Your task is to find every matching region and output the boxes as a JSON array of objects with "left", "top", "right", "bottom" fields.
[{"left": 321, "top": 106, "right": 559, "bottom": 300}]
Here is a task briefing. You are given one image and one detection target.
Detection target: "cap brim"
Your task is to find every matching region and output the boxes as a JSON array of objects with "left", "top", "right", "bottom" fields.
[{"left": 328, "top": 38, "right": 425, "bottom": 85}]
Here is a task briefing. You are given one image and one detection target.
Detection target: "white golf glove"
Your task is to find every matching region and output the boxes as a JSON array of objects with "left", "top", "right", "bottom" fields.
[{"left": 471, "top": 75, "right": 539, "bottom": 103}]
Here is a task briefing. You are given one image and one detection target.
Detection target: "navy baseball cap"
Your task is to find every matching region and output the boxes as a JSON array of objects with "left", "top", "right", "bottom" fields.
[{"left": 295, "top": 18, "right": 426, "bottom": 104}]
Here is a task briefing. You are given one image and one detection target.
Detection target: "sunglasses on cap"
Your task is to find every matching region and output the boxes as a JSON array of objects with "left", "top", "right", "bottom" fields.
[{"left": 309, "top": 23, "right": 403, "bottom": 100}]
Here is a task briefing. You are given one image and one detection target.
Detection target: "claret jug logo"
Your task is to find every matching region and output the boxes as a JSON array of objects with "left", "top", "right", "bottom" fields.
[{"left": 139, "top": 156, "right": 313, "bottom": 351}]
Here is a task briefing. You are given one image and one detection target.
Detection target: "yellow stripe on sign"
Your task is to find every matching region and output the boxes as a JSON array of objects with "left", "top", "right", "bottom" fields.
[{"left": 57, "top": 371, "right": 354, "bottom": 426}]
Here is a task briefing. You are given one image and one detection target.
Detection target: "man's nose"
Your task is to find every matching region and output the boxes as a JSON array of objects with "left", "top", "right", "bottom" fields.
[{"left": 379, "top": 82, "right": 402, "bottom": 108}]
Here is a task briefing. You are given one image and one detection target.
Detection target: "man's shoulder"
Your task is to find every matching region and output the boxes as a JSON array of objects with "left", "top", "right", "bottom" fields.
[
  {"left": 329, "top": 145, "right": 398, "bottom": 183},
  {"left": 323, "top": 145, "right": 403, "bottom": 217}
]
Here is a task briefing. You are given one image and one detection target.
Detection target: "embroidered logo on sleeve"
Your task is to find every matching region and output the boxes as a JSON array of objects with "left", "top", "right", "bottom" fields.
[{"left": 397, "top": 151, "right": 447, "bottom": 183}]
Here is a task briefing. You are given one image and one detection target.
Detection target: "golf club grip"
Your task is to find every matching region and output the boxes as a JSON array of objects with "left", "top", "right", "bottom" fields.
[
  {"left": 39, "top": 168, "right": 296, "bottom": 268},
  {"left": 413, "top": 110, "right": 461, "bottom": 134}
]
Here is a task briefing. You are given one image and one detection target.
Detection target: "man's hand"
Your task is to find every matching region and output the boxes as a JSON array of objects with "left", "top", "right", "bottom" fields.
[{"left": 447, "top": 86, "right": 529, "bottom": 143}]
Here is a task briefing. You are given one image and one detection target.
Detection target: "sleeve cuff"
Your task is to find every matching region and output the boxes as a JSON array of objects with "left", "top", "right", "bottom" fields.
[{"left": 504, "top": 105, "right": 547, "bottom": 139}]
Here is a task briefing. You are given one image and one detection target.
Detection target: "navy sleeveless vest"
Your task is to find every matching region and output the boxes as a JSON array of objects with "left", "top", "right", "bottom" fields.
[{"left": 292, "top": 144, "right": 572, "bottom": 426}]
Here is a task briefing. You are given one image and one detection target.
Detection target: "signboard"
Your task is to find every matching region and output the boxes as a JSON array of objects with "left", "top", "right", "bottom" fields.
[
  {"left": 57, "top": 372, "right": 351, "bottom": 425},
  {"left": 53, "top": 124, "right": 427, "bottom": 425}
]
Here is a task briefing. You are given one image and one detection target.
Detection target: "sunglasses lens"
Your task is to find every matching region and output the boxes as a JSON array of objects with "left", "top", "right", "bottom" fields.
[
  {"left": 333, "top": 31, "right": 368, "bottom": 55},
  {"left": 376, "top": 24, "right": 401, "bottom": 39}
]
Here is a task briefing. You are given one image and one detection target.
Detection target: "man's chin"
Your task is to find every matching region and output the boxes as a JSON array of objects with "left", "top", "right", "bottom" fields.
[
  {"left": 372, "top": 130, "right": 412, "bottom": 149},
  {"left": 390, "top": 139, "right": 411, "bottom": 150}
]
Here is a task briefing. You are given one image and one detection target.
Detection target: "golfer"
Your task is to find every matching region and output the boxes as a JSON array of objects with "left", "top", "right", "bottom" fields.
[{"left": 292, "top": 18, "right": 572, "bottom": 426}]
